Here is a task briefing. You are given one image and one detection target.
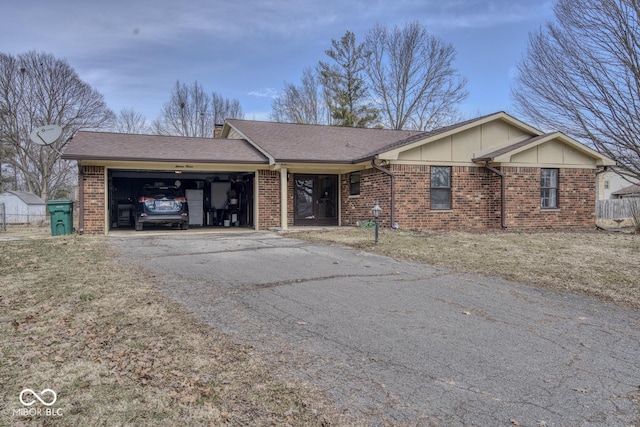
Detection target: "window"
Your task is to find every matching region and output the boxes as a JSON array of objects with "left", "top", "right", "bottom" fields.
[
  {"left": 430, "top": 166, "right": 451, "bottom": 209},
  {"left": 541, "top": 168, "right": 558, "bottom": 209},
  {"left": 604, "top": 180, "right": 610, "bottom": 190},
  {"left": 349, "top": 172, "right": 360, "bottom": 196}
]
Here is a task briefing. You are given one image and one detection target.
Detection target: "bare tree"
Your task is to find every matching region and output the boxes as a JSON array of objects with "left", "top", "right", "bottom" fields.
[
  {"left": 318, "top": 31, "right": 378, "bottom": 128},
  {"left": 0, "top": 51, "right": 114, "bottom": 200},
  {"left": 153, "top": 82, "right": 244, "bottom": 136},
  {"left": 512, "top": 0, "right": 640, "bottom": 180},
  {"left": 113, "top": 108, "right": 150, "bottom": 134},
  {"left": 365, "top": 22, "right": 468, "bottom": 131},
  {"left": 153, "top": 80, "right": 213, "bottom": 137},
  {"left": 211, "top": 92, "right": 244, "bottom": 125},
  {"left": 271, "top": 67, "right": 328, "bottom": 124}
]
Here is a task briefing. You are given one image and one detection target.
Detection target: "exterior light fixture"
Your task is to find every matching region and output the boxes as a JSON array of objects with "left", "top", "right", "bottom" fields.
[{"left": 371, "top": 201, "right": 382, "bottom": 244}]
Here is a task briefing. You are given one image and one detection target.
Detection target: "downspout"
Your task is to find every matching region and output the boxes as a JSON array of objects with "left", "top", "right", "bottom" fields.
[
  {"left": 77, "top": 161, "right": 84, "bottom": 235},
  {"left": 484, "top": 161, "right": 506, "bottom": 229},
  {"left": 594, "top": 166, "right": 609, "bottom": 200},
  {"left": 370, "top": 158, "right": 395, "bottom": 227},
  {"left": 594, "top": 166, "right": 609, "bottom": 230}
]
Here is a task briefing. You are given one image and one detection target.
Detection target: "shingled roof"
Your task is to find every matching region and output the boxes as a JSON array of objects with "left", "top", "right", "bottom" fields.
[
  {"left": 224, "top": 119, "right": 425, "bottom": 163},
  {"left": 612, "top": 184, "right": 640, "bottom": 197},
  {"left": 63, "top": 132, "right": 269, "bottom": 164},
  {"left": 223, "top": 112, "right": 532, "bottom": 163},
  {"left": 65, "top": 112, "right": 606, "bottom": 166},
  {"left": 4, "top": 190, "right": 45, "bottom": 205}
]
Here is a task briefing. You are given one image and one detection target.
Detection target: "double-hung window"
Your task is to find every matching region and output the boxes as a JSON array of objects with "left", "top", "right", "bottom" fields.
[
  {"left": 541, "top": 168, "right": 559, "bottom": 209},
  {"left": 349, "top": 172, "right": 361, "bottom": 196},
  {"left": 430, "top": 166, "right": 452, "bottom": 210}
]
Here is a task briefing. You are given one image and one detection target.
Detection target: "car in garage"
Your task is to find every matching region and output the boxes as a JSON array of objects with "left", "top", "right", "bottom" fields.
[{"left": 133, "top": 185, "right": 189, "bottom": 231}]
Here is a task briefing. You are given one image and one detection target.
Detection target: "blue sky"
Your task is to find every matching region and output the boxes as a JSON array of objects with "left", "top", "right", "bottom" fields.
[{"left": 1, "top": 0, "right": 554, "bottom": 123}]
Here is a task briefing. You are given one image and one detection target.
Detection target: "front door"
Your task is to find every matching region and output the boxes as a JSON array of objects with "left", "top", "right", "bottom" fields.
[{"left": 294, "top": 174, "right": 338, "bottom": 226}]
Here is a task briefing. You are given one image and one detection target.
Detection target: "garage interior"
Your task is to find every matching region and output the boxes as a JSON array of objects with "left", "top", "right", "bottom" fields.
[{"left": 108, "top": 170, "right": 254, "bottom": 231}]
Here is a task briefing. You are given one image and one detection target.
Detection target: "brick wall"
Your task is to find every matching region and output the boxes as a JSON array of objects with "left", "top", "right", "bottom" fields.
[
  {"left": 81, "top": 165, "right": 105, "bottom": 234},
  {"left": 77, "top": 164, "right": 595, "bottom": 234},
  {"left": 503, "top": 167, "right": 595, "bottom": 230},
  {"left": 340, "top": 165, "right": 596, "bottom": 232},
  {"left": 391, "top": 164, "right": 501, "bottom": 231},
  {"left": 341, "top": 168, "right": 392, "bottom": 227},
  {"left": 258, "top": 170, "right": 281, "bottom": 229}
]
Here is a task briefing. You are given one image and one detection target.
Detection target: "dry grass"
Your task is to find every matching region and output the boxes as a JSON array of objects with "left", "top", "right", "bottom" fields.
[
  {"left": 1, "top": 224, "right": 637, "bottom": 425},
  {"left": 0, "top": 228, "right": 361, "bottom": 426},
  {"left": 286, "top": 227, "right": 640, "bottom": 311}
]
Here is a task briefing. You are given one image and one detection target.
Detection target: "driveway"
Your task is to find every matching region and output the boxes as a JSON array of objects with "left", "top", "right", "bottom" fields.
[{"left": 109, "top": 231, "right": 640, "bottom": 426}]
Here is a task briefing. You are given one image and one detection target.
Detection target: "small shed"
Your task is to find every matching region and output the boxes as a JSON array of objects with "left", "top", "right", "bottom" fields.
[{"left": 0, "top": 190, "right": 46, "bottom": 224}]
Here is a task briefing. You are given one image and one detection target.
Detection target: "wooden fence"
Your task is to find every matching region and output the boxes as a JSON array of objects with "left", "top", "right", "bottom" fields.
[{"left": 596, "top": 198, "right": 639, "bottom": 220}]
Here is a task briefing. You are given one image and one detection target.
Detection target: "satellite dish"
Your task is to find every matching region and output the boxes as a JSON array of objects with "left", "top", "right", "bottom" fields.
[{"left": 30, "top": 125, "right": 62, "bottom": 146}]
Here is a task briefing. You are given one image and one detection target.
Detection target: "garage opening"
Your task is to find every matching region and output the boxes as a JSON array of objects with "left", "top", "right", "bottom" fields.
[{"left": 108, "top": 170, "right": 254, "bottom": 231}]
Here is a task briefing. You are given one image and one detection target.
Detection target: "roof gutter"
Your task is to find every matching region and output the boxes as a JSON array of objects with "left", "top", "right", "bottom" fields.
[
  {"left": 370, "top": 158, "right": 395, "bottom": 226},
  {"left": 483, "top": 161, "right": 506, "bottom": 230}
]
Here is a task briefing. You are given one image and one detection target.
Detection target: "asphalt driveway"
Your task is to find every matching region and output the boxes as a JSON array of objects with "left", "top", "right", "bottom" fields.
[{"left": 109, "top": 230, "right": 640, "bottom": 426}]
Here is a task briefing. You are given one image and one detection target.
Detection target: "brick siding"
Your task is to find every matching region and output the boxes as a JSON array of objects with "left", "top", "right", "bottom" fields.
[
  {"left": 340, "top": 164, "right": 596, "bottom": 232},
  {"left": 503, "top": 166, "right": 595, "bottom": 230},
  {"left": 341, "top": 169, "right": 392, "bottom": 227},
  {"left": 81, "top": 165, "right": 105, "bottom": 234},
  {"left": 390, "top": 164, "right": 501, "bottom": 231},
  {"left": 77, "top": 164, "right": 596, "bottom": 235},
  {"left": 257, "top": 170, "right": 280, "bottom": 229}
]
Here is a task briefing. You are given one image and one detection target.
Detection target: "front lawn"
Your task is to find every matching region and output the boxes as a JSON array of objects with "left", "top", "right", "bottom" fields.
[
  {"left": 287, "top": 228, "right": 640, "bottom": 311},
  {"left": 0, "top": 230, "right": 359, "bottom": 426}
]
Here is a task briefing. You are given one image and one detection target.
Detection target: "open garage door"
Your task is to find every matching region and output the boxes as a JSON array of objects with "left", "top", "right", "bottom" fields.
[{"left": 108, "top": 170, "right": 254, "bottom": 231}]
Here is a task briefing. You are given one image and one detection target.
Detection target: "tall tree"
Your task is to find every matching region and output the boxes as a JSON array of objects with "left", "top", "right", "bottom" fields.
[
  {"left": 153, "top": 80, "right": 212, "bottom": 137},
  {"left": 364, "top": 21, "right": 468, "bottom": 130},
  {"left": 113, "top": 108, "right": 150, "bottom": 134},
  {"left": 211, "top": 92, "right": 244, "bottom": 125},
  {"left": 271, "top": 67, "right": 328, "bottom": 124},
  {"left": 512, "top": 0, "right": 640, "bottom": 180},
  {"left": 152, "top": 81, "right": 244, "bottom": 136},
  {"left": 318, "top": 31, "right": 378, "bottom": 127},
  {"left": 0, "top": 51, "right": 114, "bottom": 199}
]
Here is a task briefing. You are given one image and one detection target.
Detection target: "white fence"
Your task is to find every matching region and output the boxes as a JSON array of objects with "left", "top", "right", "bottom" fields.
[
  {"left": 596, "top": 198, "right": 639, "bottom": 220},
  {"left": 0, "top": 203, "right": 5, "bottom": 231}
]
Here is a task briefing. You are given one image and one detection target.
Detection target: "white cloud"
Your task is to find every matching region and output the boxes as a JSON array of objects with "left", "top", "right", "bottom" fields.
[
  {"left": 248, "top": 88, "right": 279, "bottom": 99},
  {"left": 410, "top": 0, "right": 554, "bottom": 30}
]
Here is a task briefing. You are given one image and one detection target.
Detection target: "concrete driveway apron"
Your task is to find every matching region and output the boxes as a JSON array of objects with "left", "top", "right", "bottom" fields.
[{"left": 109, "top": 231, "right": 640, "bottom": 426}]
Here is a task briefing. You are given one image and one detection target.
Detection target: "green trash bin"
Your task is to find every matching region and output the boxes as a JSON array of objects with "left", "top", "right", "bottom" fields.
[{"left": 47, "top": 200, "right": 74, "bottom": 236}]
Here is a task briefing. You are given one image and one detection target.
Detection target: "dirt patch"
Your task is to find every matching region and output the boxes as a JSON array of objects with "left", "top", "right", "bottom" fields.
[
  {"left": 0, "top": 231, "right": 362, "bottom": 426},
  {"left": 285, "top": 227, "right": 640, "bottom": 311}
]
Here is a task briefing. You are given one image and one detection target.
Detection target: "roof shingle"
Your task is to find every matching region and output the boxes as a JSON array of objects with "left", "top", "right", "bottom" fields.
[
  {"left": 63, "top": 132, "right": 269, "bottom": 164},
  {"left": 225, "top": 119, "right": 424, "bottom": 163},
  {"left": 612, "top": 184, "right": 640, "bottom": 196}
]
